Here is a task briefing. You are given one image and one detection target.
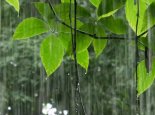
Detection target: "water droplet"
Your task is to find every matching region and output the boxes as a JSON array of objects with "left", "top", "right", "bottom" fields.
[
  {"left": 46, "top": 103, "right": 52, "bottom": 109},
  {"left": 97, "top": 66, "right": 101, "bottom": 72},
  {"left": 48, "top": 108, "right": 57, "bottom": 115},
  {"left": 34, "top": 93, "right": 38, "bottom": 97},
  {"left": 59, "top": 111, "right": 62, "bottom": 114},
  {"left": 10, "top": 61, "right": 13, "bottom": 65},
  {"left": 63, "top": 110, "right": 68, "bottom": 115},
  {"left": 7, "top": 106, "right": 11, "bottom": 111},
  {"left": 42, "top": 108, "right": 48, "bottom": 114},
  {"left": 13, "top": 63, "right": 17, "bottom": 67}
]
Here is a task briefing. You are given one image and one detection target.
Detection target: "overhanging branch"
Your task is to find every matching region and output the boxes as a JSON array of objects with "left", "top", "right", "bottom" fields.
[{"left": 47, "top": 0, "right": 148, "bottom": 47}]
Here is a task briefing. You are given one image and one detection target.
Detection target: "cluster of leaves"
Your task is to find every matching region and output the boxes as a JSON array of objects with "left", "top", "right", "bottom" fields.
[{"left": 5, "top": 0, "right": 155, "bottom": 96}]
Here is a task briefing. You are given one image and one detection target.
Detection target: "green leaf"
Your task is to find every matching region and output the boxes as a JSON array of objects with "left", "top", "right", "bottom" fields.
[
  {"left": 6, "top": 0, "right": 19, "bottom": 13},
  {"left": 54, "top": 3, "right": 90, "bottom": 22},
  {"left": 34, "top": 2, "right": 54, "bottom": 22},
  {"left": 141, "top": 0, "right": 154, "bottom": 5},
  {"left": 93, "top": 39, "right": 107, "bottom": 57},
  {"left": 89, "top": 0, "right": 101, "bottom": 7},
  {"left": 125, "top": 0, "right": 147, "bottom": 35},
  {"left": 59, "top": 33, "right": 71, "bottom": 50},
  {"left": 97, "top": 0, "right": 126, "bottom": 19},
  {"left": 76, "top": 24, "right": 94, "bottom": 52},
  {"left": 99, "top": 16, "right": 127, "bottom": 34},
  {"left": 77, "top": 49, "right": 89, "bottom": 71},
  {"left": 76, "top": 23, "right": 106, "bottom": 53},
  {"left": 98, "top": 9, "right": 118, "bottom": 19},
  {"left": 137, "top": 59, "right": 155, "bottom": 96},
  {"left": 76, "top": 34, "right": 93, "bottom": 53},
  {"left": 40, "top": 35, "right": 64, "bottom": 76},
  {"left": 13, "top": 17, "right": 50, "bottom": 40},
  {"left": 141, "top": 2, "right": 155, "bottom": 33}
]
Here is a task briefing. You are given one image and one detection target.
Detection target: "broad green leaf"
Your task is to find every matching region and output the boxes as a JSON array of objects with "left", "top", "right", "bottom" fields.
[
  {"left": 93, "top": 39, "right": 107, "bottom": 57},
  {"left": 89, "top": 0, "right": 101, "bottom": 7},
  {"left": 97, "top": 0, "right": 126, "bottom": 19},
  {"left": 99, "top": 16, "right": 127, "bottom": 34},
  {"left": 141, "top": 2, "right": 155, "bottom": 33},
  {"left": 76, "top": 23, "right": 106, "bottom": 53},
  {"left": 34, "top": 2, "right": 54, "bottom": 22},
  {"left": 77, "top": 49, "right": 89, "bottom": 71},
  {"left": 54, "top": 3, "right": 90, "bottom": 22},
  {"left": 6, "top": 0, "right": 19, "bottom": 13},
  {"left": 137, "top": 59, "right": 155, "bottom": 96},
  {"left": 59, "top": 33, "right": 71, "bottom": 50},
  {"left": 76, "top": 34, "right": 93, "bottom": 53},
  {"left": 13, "top": 17, "right": 50, "bottom": 40},
  {"left": 40, "top": 35, "right": 64, "bottom": 76},
  {"left": 125, "top": 0, "right": 147, "bottom": 35},
  {"left": 63, "top": 32, "right": 93, "bottom": 55},
  {"left": 76, "top": 24, "right": 94, "bottom": 52}
]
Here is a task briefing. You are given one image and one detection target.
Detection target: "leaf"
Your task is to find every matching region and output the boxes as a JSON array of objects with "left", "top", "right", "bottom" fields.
[
  {"left": 40, "top": 35, "right": 64, "bottom": 76},
  {"left": 77, "top": 22, "right": 107, "bottom": 52},
  {"left": 93, "top": 39, "right": 107, "bottom": 57},
  {"left": 6, "top": 0, "right": 19, "bottom": 13},
  {"left": 141, "top": 2, "right": 155, "bottom": 33},
  {"left": 125, "top": 0, "right": 147, "bottom": 35},
  {"left": 59, "top": 33, "right": 71, "bottom": 50},
  {"left": 34, "top": 2, "right": 54, "bottom": 22},
  {"left": 61, "top": 0, "right": 74, "bottom": 3},
  {"left": 98, "top": 9, "right": 118, "bottom": 19},
  {"left": 54, "top": 3, "right": 90, "bottom": 22},
  {"left": 89, "top": 0, "right": 101, "bottom": 7},
  {"left": 137, "top": 59, "right": 155, "bottom": 96},
  {"left": 76, "top": 34, "right": 93, "bottom": 53},
  {"left": 77, "top": 49, "right": 89, "bottom": 71},
  {"left": 13, "top": 17, "right": 50, "bottom": 40},
  {"left": 141, "top": 0, "right": 154, "bottom": 5},
  {"left": 97, "top": 0, "right": 126, "bottom": 18},
  {"left": 76, "top": 25, "right": 94, "bottom": 52},
  {"left": 99, "top": 16, "right": 127, "bottom": 34}
]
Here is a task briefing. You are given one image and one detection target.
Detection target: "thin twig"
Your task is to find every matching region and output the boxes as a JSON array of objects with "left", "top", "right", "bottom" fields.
[
  {"left": 135, "top": 0, "right": 140, "bottom": 115},
  {"left": 137, "top": 24, "right": 155, "bottom": 38}
]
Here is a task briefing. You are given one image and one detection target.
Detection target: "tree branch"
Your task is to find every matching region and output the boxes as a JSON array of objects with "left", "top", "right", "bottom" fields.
[
  {"left": 135, "top": 0, "right": 140, "bottom": 115},
  {"left": 47, "top": 0, "right": 129, "bottom": 40},
  {"left": 47, "top": 0, "right": 148, "bottom": 47}
]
